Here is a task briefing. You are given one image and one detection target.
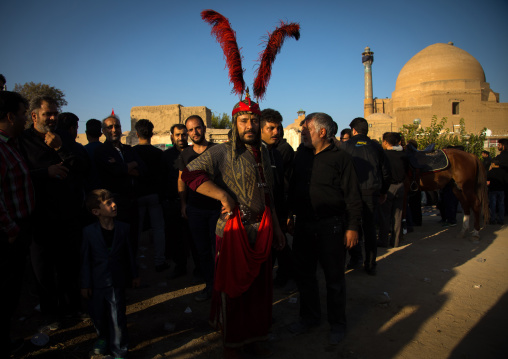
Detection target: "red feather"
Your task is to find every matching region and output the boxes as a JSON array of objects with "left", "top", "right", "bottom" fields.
[
  {"left": 253, "top": 22, "right": 300, "bottom": 100},
  {"left": 201, "top": 10, "right": 245, "bottom": 97}
]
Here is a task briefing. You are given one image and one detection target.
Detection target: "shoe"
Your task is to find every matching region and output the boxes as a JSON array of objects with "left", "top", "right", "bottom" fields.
[
  {"left": 346, "top": 257, "right": 363, "bottom": 270},
  {"left": 287, "top": 321, "right": 310, "bottom": 335},
  {"left": 93, "top": 339, "right": 107, "bottom": 355},
  {"left": 365, "top": 266, "right": 377, "bottom": 276},
  {"left": 329, "top": 330, "right": 346, "bottom": 345},
  {"left": 166, "top": 267, "right": 187, "bottom": 280},
  {"left": 442, "top": 221, "right": 457, "bottom": 227},
  {"left": 194, "top": 288, "right": 212, "bottom": 302},
  {"left": 8, "top": 338, "right": 24, "bottom": 355},
  {"left": 155, "top": 261, "right": 170, "bottom": 272},
  {"left": 273, "top": 275, "right": 289, "bottom": 288},
  {"left": 243, "top": 341, "right": 273, "bottom": 357},
  {"left": 39, "top": 320, "right": 60, "bottom": 332}
]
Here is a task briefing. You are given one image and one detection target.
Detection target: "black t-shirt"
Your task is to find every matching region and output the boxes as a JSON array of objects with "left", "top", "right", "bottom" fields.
[
  {"left": 384, "top": 150, "right": 409, "bottom": 184},
  {"left": 133, "top": 144, "right": 163, "bottom": 197},
  {"left": 178, "top": 143, "right": 221, "bottom": 210}
]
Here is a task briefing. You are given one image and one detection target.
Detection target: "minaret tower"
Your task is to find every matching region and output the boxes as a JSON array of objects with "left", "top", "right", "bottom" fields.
[{"left": 362, "top": 46, "right": 374, "bottom": 118}]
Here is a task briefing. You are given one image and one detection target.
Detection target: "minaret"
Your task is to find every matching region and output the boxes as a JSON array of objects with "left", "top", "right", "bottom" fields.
[{"left": 362, "top": 46, "right": 374, "bottom": 118}]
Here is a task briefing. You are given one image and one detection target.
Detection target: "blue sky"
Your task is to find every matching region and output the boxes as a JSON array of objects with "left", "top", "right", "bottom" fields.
[{"left": 1, "top": 0, "right": 507, "bottom": 133}]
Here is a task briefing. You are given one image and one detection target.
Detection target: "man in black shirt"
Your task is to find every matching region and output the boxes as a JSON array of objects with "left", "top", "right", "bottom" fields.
[
  {"left": 260, "top": 109, "right": 292, "bottom": 287},
  {"left": 133, "top": 119, "right": 168, "bottom": 272},
  {"left": 178, "top": 115, "right": 220, "bottom": 302},
  {"left": 160, "top": 124, "right": 192, "bottom": 280},
  {"left": 18, "top": 97, "right": 89, "bottom": 325},
  {"left": 94, "top": 115, "right": 144, "bottom": 254},
  {"left": 287, "top": 112, "right": 362, "bottom": 345},
  {"left": 342, "top": 117, "right": 391, "bottom": 275},
  {"left": 378, "top": 132, "right": 409, "bottom": 248}
]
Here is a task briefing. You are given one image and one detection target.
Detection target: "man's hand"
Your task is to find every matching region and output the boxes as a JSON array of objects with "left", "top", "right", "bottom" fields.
[
  {"left": 273, "top": 226, "right": 286, "bottom": 250},
  {"left": 220, "top": 192, "right": 236, "bottom": 220},
  {"left": 286, "top": 216, "right": 295, "bottom": 236},
  {"left": 379, "top": 193, "right": 387, "bottom": 205},
  {"left": 48, "top": 162, "right": 69, "bottom": 179},
  {"left": 81, "top": 288, "right": 92, "bottom": 299},
  {"left": 45, "top": 131, "right": 62, "bottom": 150},
  {"left": 180, "top": 202, "right": 188, "bottom": 219},
  {"left": 344, "top": 230, "right": 359, "bottom": 249}
]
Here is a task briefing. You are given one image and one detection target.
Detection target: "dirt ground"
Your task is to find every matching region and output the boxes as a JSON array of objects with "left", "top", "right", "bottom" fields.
[{"left": 10, "top": 206, "right": 508, "bottom": 359}]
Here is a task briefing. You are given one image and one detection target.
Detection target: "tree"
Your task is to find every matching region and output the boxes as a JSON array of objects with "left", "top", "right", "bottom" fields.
[
  {"left": 211, "top": 112, "right": 232, "bottom": 129},
  {"left": 400, "top": 116, "right": 487, "bottom": 158},
  {"left": 13, "top": 82, "right": 67, "bottom": 127}
]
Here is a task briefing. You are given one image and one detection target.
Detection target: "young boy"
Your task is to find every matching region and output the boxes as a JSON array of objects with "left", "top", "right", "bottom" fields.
[
  {"left": 487, "top": 160, "right": 505, "bottom": 225},
  {"left": 81, "top": 189, "right": 140, "bottom": 358}
]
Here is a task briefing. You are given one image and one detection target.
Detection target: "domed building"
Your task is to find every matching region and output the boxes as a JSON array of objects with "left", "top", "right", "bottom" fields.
[{"left": 364, "top": 42, "right": 508, "bottom": 142}]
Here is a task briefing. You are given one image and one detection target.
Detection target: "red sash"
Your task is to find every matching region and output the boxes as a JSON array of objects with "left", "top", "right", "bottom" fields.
[{"left": 214, "top": 206, "right": 273, "bottom": 298}]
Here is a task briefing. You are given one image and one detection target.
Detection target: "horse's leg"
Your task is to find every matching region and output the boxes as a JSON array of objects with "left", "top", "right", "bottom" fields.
[
  {"left": 471, "top": 191, "right": 482, "bottom": 238},
  {"left": 452, "top": 185, "right": 470, "bottom": 238}
]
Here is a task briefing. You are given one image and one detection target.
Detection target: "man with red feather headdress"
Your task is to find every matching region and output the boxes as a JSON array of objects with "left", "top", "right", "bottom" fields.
[{"left": 181, "top": 9, "right": 299, "bottom": 358}]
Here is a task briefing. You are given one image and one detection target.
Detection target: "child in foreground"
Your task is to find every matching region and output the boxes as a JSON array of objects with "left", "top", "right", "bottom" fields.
[{"left": 81, "top": 189, "right": 139, "bottom": 358}]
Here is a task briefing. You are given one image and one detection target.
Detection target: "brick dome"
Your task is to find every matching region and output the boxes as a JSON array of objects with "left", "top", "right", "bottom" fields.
[{"left": 395, "top": 43, "right": 486, "bottom": 91}]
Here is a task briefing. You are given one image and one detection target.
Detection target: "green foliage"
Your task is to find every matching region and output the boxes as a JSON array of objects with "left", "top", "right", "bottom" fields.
[
  {"left": 13, "top": 82, "right": 67, "bottom": 127},
  {"left": 400, "top": 116, "right": 487, "bottom": 158},
  {"left": 211, "top": 112, "right": 232, "bottom": 129}
]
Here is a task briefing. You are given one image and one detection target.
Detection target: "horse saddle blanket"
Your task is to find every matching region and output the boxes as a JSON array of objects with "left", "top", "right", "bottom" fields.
[{"left": 408, "top": 149, "right": 449, "bottom": 173}]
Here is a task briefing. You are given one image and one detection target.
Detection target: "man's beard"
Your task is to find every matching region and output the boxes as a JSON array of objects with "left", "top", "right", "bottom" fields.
[
  {"left": 35, "top": 121, "right": 54, "bottom": 134},
  {"left": 191, "top": 134, "right": 205, "bottom": 145},
  {"left": 238, "top": 129, "right": 260, "bottom": 146}
]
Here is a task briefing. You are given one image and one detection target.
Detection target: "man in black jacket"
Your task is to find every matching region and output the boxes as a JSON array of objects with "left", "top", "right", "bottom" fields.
[
  {"left": 342, "top": 117, "right": 391, "bottom": 275},
  {"left": 378, "top": 132, "right": 409, "bottom": 248},
  {"left": 18, "top": 97, "right": 89, "bottom": 325},
  {"left": 94, "top": 115, "right": 144, "bottom": 254},
  {"left": 260, "top": 109, "right": 292, "bottom": 287},
  {"left": 287, "top": 112, "right": 362, "bottom": 345}
]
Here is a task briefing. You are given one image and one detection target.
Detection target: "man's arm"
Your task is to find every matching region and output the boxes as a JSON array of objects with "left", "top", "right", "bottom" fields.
[
  {"left": 177, "top": 170, "right": 188, "bottom": 218},
  {"left": 194, "top": 180, "right": 236, "bottom": 218}
]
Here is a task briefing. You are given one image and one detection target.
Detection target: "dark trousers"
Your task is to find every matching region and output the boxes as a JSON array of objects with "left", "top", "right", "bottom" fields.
[
  {"left": 30, "top": 217, "right": 81, "bottom": 318},
  {"left": 186, "top": 204, "right": 220, "bottom": 289},
  {"left": 439, "top": 184, "right": 458, "bottom": 223},
  {"left": 292, "top": 216, "right": 347, "bottom": 331},
  {"left": 89, "top": 287, "right": 128, "bottom": 358},
  {"left": 379, "top": 183, "right": 405, "bottom": 247},
  {"left": 162, "top": 199, "right": 193, "bottom": 272},
  {"left": 272, "top": 237, "right": 293, "bottom": 282},
  {"left": 114, "top": 194, "right": 139, "bottom": 256},
  {"left": 0, "top": 218, "right": 32, "bottom": 354},
  {"left": 407, "top": 190, "right": 422, "bottom": 226},
  {"left": 350, "top": 195, "right": 379, "bottom": 270}
]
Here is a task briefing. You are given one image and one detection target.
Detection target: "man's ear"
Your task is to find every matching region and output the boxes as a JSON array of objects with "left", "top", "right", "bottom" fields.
[
  {"left": 91, "top": 208, "right": 100, "bottom": 216},
  {"left": 320, "top": 128, "right": 327, "bottom": 139}
]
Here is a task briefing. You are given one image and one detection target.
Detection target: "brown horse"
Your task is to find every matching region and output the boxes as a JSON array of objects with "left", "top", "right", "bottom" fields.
[{"left": 411, "top": 148, "right": 489, "bottom": 238}]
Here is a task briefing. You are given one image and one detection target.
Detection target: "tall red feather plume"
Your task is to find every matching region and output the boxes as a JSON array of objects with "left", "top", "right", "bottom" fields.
[
  {"left": 201, "top": 10, "right": 245, "bottom": 97},
  {"left": 253, "top": 22, "right": 300, "bottom": 100}
]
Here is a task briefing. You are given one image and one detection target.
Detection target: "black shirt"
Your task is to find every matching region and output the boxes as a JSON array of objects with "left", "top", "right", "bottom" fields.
[
  {"left": 384, "top": 150, "right": 409, "bottom": 184},
  {"left": 133, "top": 144, "right": 163, "bottom": 197},
  {"left": 161, "top": 145, "right": 185, "bottom": 200},
  {"left": 342, "top": 134, "right": 391, "bottom": 196},
  {"left": 274, "top": 138, "right": 295, "bottom": 195},
  {"left": 178, "top": 143, "right": 220, "bottom": 210},
  {"left": 94, "top": 141, "right": 145, "bottom": 198},
  {"left": 18, "top": 126, "right": 89, "bottom": 219},
  {"left": 288, "top": 143, "right": 362, "bottom": 231},
  {"left": 487, "top": 167, "right": 505, "bottom": 192}
]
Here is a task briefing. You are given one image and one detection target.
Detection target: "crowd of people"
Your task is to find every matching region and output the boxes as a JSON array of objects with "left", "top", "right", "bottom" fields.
[{"left": 1, "top": 88, "right": 507, "bottom": 358}]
